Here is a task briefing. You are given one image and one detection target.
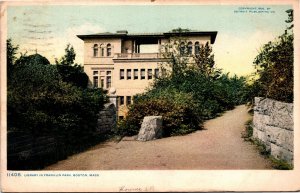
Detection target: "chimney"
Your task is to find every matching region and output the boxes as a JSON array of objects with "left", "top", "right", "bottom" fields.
[{"left": 116, "top": 30, "right": 128, "bottom": 34}]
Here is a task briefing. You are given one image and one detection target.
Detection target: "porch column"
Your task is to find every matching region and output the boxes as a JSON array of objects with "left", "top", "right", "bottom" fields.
[
  {"left": 133, "top": 40, "right": 136, "bottom": 53},
  {"left": 158, "top": 39, "right": 161, "bottom": 53}
]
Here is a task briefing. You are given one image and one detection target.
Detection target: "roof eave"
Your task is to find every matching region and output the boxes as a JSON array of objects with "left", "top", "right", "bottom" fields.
[{"left": 77, "top": 31, "right": 218, "bottom": 43}]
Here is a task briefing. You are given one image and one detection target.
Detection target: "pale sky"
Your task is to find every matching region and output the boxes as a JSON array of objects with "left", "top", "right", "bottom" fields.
[{"left": 7, "top": 4, "right": 292, "bottom": 76}]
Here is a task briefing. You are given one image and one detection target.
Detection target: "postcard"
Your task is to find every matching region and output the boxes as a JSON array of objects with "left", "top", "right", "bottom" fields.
[{"left": 1, "top": 0, "right": 300, "bottom": 192}]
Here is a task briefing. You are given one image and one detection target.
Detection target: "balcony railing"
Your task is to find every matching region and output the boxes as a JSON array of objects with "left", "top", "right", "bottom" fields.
[{"left": 114, "top": 53, "right": 162, "bottom": 59}]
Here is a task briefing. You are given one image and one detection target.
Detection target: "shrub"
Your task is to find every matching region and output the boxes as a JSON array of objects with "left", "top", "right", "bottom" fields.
[
  {"left": 115, "top": 89, "right": 201, "bottom": 137},
  {"left": 154, "top": 70, "right": 246, "bottom": 118}
]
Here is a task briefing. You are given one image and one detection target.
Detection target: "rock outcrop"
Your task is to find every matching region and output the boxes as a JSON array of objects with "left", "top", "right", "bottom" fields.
[{"left": 137, "top": 116, "right": 163, "bottom": 141}]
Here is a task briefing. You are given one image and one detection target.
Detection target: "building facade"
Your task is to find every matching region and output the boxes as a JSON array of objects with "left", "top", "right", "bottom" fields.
[{"left": 77, "top": 30, "right": 217, "bottom": 119}]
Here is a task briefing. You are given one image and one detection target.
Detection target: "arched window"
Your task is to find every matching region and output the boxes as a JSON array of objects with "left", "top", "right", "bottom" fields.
[
  {"left": 195, "top": 42, "right": 200, "bottom": 55},
  {"left": 107, "top": 43, "right": 112, "bottom": 56},
  {"left": 100, "top": 44, "right": 105, "bottom": 57},
  {"left": 93, "top": 44, "right": 98, "bottom": 57},
  {"left": 187, "top": 41, "right": 193, "bottom": 55},
  {"left": 180, "top": 42, "right": 185, "bottom": 56}
]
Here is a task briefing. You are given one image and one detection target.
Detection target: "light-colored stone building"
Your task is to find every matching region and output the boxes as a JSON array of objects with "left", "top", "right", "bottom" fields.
[{"left": 77, "top": 30, "right": 217, "bottom": 119}]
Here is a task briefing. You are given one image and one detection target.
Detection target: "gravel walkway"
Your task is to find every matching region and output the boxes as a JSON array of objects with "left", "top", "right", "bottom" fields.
[{"left": 45, "top": 105, "right": 273, "bottom": 170}]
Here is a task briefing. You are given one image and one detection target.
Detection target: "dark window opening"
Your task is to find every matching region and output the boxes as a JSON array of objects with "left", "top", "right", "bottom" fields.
[
  {"left": 93, "top": 44, "right": 98, "bottom": 57},
  {"left": 100, "top": 77, "right": 104, "bottom": 88},
  {"left": 134, "top": 69, "right": 138, "bottom": 80},
  {"left": 195, "top": 42, "right": 200, "bottom": 55},
  {"left": 106, "top": 76, "right": 111, "bottom": 88},
  {"left": 120, "top": 69, "right": 124, "bottom": 80},
  {"left": 107, "top": 44, "right": 111, "bottom": 56},
  {"left": 126, "top": 96, "right": 132, "bottom": 105},
  {"left": 141, "top": 69, "right": 145, "bottom": 80},
  {"left": 188, "top": 42, "right": 193, "bottom": 55},
  {"left": 180, "top": 42, "right": 185, "bottom": 56},
  {"left": 101, "top": 48, "right": 104, "bottom": 56},
  {"left": 127, "top": 69, "right": 132, "bottom": 79},
  {"left": 148, "top": 69, "right": 152, "bottom": 79},
  {"left": 93, "top": 76, "right": 98, "bottom": 88},
  {"left": 154, "top": 68, "right": 159, "bottom": 78},
  {"left": 119, "top": 96, "right": 124, "bottom": 105}
]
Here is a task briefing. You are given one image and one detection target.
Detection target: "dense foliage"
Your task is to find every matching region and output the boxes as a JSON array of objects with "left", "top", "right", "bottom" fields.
[
  {"left": 115, "top": 36, "right": 247, "bottom": 137},
  {"left": 7, "top": 42, "right": 107, "bottom": 169},
  {"left": 7, "top": 39, "right": 19, "bottom": 77},
  {"left": 251, "top": 32, "right": 293, "bottom": 103},
  {"left": 245, "top": 10, "right": 294, "bottom": 103},
  {"left": 56, "top": 44, "right": 89, "bottom": 88},
  {"left": 117, "top": 88, "right": 200, "bottom": 137}
]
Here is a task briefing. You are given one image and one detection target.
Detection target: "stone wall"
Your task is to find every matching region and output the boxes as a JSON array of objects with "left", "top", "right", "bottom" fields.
[
  {"left": 97, "top": 103, "right": 117, "bottom": 133},
  {"left": 8, "top": 103, "right": 117, "bottom": 169},
  {"left": 7, "top": 131, "right": 61, "bottom": 169},
  {"left": 253, "top": 97, "right": 293, "bottom": 164}
]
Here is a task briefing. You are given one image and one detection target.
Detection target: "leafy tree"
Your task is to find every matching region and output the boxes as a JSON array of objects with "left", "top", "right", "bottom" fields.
[
  {"left": 252, "top": 10, "right": 293, "bottom": 103},
  {"left": 15, "top": 53, "right": 50, "bottom": 66},
  {"left": 194, "top": 42, "right": 221, "bottom": 78},
  {"left": 7, "top": 39, "right": 19, "bottom": 77},
  {"left": 56, "top": 44, "right": 88, "bottom": 88},
  {"left": 55, "top": 43, "right": 76, "bottom": 66},
  {"left": 160, "top": 37, "right": 189, "bottom": 78},
  {"left": 285, "top": 9, "right": 293, "bottom": 30},
  {"left": 160, "top": 32, "right": 220, "bottom": 80}
]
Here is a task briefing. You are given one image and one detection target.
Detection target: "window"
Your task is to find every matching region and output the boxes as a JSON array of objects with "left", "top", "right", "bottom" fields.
[
  {"left": 180, "top": 42, "right": 185, "bottom": 56},
  {"left": 93, "top": 44, "right": 98, "bottom": 57},
  {"left": 195, "top": 42, "right": 200, "bottom": 55},
  {"left": 126, "top": 96, "right": 131, "bottom": 105},
  {"left": 119, "top": 96, "right": 124, "bottom": 105},
  {"left": 93, "top": 71, "right": 98, "bottom": 75},
  {"left": 106, "top": 76, "right": 111, "bottom": 88},
  {"left": 107, "top": 44, "right": 111, "bottom": 56},
  {"left": 100, "top": 77, "right": 104, "bottom": 88},
  {"left": 134, "top": 69, "right": 138, "bottom": 80},
  {"left": 188, "top": 42, "right": 193, "bottom": 55},
  {"left": 101, "top": 48, "right": 104, "bottom": 56},
  {"left": 141, "top": 69, "right": 145, "bottom": 80},
  {"left": 148, "top": 69, "right": 152, "bottom": 79},
  {"left": 93, "top": 76, "right": 99, "bottom": 88},
  {"left": 127, "top": 69, "right": 132, "bottom": 79},
  {"left": 120, "top": 69, "right": 124, "bottom": 80},
  {"left": 154, "top": 68, "right": 159, "bottom": 78},
  {"left": 107, "top": 71, "right": 111, "bottom": 75}
]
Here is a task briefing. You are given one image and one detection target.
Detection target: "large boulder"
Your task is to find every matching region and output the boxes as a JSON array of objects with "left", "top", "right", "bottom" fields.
[{"left": 137, "top": 116, "right": 163, "bottom": 141}]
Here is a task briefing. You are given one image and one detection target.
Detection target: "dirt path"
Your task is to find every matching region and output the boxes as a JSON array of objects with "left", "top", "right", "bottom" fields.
[{"left": 45, "top": 105, "right": 273, "bottom": 170}]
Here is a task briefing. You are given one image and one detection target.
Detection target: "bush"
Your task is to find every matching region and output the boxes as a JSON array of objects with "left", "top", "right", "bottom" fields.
[
  {"left": 115, "top": 88, "right": 201, "bottom": 137},
  {"left": 156, "top": 70, "right": 247, "bottom": 117}
]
